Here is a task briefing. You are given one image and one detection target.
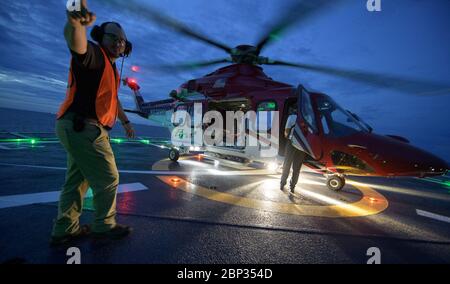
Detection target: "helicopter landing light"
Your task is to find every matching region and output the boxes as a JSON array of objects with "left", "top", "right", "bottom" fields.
[
  {"left": 156, "top": 174, "right": 389, "bottom": 218},
  {"left": 267, "top": 162, "right": 278, "bottom": 171}
]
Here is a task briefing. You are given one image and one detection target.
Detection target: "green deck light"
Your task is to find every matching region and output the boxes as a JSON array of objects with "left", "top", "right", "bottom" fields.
[
  {"left": 0, "top": 138, "right": 25, "bottom": 143},
  {"left": 423, "top": 177, "right": 450, "bottom": 189},
  {"left": 111, "top": 138, "right": 124, "bottom": 143}
]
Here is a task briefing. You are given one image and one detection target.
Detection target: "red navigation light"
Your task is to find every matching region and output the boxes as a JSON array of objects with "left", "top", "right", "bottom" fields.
[
  {"left": 131, "top": 65, "right": 140, "bottom": 72},
  {"left": 125, "top": 77, "right": 140, "bottom": 91}
]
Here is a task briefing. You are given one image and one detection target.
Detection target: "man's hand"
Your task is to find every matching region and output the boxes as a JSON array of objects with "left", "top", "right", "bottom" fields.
[
  {"left": 123, "top": 122, "right": 135, "bottom": 139},
  {"left": 67, "top": 0, "right": 96, "bottom": 28},
  {"left": 64, "top": 0, "right": 95, "bottom": 54}
]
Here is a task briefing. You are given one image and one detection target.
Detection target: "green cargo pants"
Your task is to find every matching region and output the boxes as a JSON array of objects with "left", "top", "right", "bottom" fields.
[{"left": 52, "top": 113, "right": 119, "bottom": 237}]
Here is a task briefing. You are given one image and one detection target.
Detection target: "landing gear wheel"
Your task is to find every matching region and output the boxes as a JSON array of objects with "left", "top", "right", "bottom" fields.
[
  {"left": 326, "top": 175, "right": 345, "bottom": 192},
  {"left": 169, "top": 148, "right": 180, "bottom": 162}
]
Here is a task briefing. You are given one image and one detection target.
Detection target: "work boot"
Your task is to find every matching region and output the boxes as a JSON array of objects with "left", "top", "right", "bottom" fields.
[
  {"left": 91, "top": 224, "right": 133, "bottom": 240},
  {"left": 280, "top": 183, "right": 286, "bottom": 191},
  {"left": 290, "top": 187, "right": 295, "bottom": 194},
  {"left": 50, "top": 224, "right": 91, "bottom": 246}
]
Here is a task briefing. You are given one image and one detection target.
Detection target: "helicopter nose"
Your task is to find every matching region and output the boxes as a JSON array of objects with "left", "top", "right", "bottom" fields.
[
  {"left": 379, "top": 154, "right": 448, "bottom": 177},
  {"left": 365, "top": 134, "right": 448, "bottom": 177},
  {"left": 409, "top": 156, "right": 448, "bottom": 177}
]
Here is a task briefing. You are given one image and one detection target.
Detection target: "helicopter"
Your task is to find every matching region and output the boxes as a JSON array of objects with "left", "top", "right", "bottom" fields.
[{"left": 117, "top": 0, "right": 448, "bottom": 191}]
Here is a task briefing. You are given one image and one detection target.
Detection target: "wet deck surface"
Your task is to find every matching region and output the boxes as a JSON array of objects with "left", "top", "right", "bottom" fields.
[{"left": 1, "top": 136, "right": 450, "bottom": 264}]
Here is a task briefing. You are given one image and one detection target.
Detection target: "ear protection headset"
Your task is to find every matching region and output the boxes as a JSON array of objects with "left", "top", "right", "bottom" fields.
[{"left": 90, "top": 22, "right": 132, "bottom": 57}]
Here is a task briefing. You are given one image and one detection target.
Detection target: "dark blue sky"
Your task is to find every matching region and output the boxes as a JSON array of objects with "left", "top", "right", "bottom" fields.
[{"left": 0, "top": 0, "right": 449, "bottom": 160}]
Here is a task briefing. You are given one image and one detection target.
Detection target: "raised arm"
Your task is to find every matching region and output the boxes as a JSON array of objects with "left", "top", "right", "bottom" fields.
[{"left": 64, "top": 0, "right": 96, "bottom": 54}]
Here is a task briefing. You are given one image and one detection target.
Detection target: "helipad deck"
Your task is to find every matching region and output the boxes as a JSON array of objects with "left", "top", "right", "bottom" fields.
[{"left": 1, "top": 134, "right": 450, "bottom": 264}]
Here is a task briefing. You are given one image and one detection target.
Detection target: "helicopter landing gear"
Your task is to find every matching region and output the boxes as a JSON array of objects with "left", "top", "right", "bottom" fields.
[
  {"left": 326, "top": 175, "right": 345, "bottom": 192},
  {"left": 169, "top": 148, "right": 180, "bottom": 162}
]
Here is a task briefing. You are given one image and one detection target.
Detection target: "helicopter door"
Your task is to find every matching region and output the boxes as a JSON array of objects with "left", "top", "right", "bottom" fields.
[{"left": 292, "top": 85, "right": 323, "bottom": 160}]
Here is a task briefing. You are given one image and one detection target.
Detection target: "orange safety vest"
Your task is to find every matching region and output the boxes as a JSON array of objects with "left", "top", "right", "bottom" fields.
[{"left": 57, "top": 46, "right": 120, "bottom": 129}]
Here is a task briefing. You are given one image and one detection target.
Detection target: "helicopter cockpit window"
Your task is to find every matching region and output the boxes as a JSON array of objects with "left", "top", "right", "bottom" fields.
[
  {"left": 300, "top": 89, "right": 318, "bottom": 133},
  {"left": 316, "top": 96, "right": 369, "bottom": 137}
]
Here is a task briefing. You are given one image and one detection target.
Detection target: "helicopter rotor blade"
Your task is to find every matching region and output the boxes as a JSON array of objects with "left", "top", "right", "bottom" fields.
[
  {"left": 100, "top": 0, "right": 233, "bottom": 54},
  {"left": 267, "top": 60, "right": 450, "bottom": 95},
  {"left": 255, "top": 0, "right": 340, "bottom": 53},
  {"left": 155, "top": 58, "right": 232, "bottom": 71}
]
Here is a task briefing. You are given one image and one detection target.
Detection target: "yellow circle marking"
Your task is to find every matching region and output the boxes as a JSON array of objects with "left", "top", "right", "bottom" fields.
[{"left": 153, "top": 158, "right": 389, "bottom": 218}]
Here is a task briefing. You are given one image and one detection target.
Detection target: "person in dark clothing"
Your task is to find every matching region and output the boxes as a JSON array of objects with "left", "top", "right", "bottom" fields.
[{"left": 280, "top": 109, "right": 306, "bottom": 193}]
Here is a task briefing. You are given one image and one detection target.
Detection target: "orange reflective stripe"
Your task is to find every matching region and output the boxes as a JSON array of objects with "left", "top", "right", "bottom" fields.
[
  {"left": 96, "top": 47, "right": 120, "bottom": 128},
  {"left": 56, "top": 62, "right": 76, "bottom": 119}
]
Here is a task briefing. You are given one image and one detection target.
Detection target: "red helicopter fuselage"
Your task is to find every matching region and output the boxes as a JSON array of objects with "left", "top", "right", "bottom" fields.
[
  {"left": 173, "top": 64, "right": 448, "bottom": 178},
  {"left": 124, "top": 63, "right": 448, "bottom": 180}
]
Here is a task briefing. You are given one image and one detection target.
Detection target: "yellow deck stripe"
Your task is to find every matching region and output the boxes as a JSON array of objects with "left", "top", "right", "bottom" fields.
[{"left": 153, "top": 158, "right": 388, "bottom": 218}]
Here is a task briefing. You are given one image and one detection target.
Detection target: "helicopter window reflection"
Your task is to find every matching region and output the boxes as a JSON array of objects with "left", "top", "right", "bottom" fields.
[
  {"left": 316, "top": 96, "right": 368, "bottom": 137},
  {"left": 300, "top": 89, "right": 318, "bottom": 133},
  {"left": 331, "top": 151, "right": 374, "bottom": 174},
  {"left": 257, "top": 101, "right": 277, "bottom": 133},
  {"left": 257, "top": 101, "right": 277, "bottom": 112},
  {"left": 321, "top": 116, "right": 330, "bottom": 135}
]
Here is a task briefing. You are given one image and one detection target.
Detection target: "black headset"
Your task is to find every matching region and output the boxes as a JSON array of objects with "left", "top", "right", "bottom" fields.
[{"left": 90, "top": 22, "right": 132, "bottom": 57}]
